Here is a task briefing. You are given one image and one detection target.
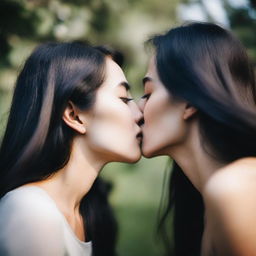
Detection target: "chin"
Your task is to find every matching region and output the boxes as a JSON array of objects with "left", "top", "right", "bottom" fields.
[
  {"left": 124, "top": 141, "right": 142, "bottom": 163},
  {"left": 124, "top": 150, "right": 142, "bottom": 163},
  {"left": 111, "top": 147, "right": 141, "bottom": 163},
  {"left": 141, "top": 135, "right": 157, "bottom": 158},
  {"left": 141, "top": 142, "right": 165, "bottom": 158},
  {"left": 141, "top": 145, "right": 156, "bottom": 158},
  {"left": 142, "top": 150, "right": 156, "bottom": 158}
]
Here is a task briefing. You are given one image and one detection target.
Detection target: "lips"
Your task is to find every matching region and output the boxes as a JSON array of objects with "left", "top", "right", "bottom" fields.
[{"left": 136, "top": 132, "right": 143, "bottom": 145}]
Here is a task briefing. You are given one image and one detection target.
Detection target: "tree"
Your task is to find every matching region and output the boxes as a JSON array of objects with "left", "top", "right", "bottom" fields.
[{"left": 0, "top": 0, "right": 179, "bottom": 121}]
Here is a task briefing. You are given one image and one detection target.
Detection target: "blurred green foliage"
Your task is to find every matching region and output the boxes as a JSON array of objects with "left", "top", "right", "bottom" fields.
[
  {"left": 0, "top": 1, "right": 255, "bottom": 256},
  {"left": 224, "top": 0, "right": 256, "bottom": 63},
  {"left": 183, "top": 0, "right": 256, "bottom": 63},
  {"left": 102, "top": 156, "right": 170, "bottom": 256},
  {"left": 0, "top": 0, "right": 179, "bottom": 121}
]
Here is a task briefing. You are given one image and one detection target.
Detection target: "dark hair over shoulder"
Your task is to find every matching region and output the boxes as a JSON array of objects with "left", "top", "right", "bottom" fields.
[
  {"left": 0, "top": 41, "right": 122, "bottom": 256},
  {"left": 158, "top": 162, "right": 204, "bottom": 256}
]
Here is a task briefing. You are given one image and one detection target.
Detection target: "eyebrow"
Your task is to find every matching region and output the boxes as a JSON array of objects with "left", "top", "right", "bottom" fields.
[
  {"left": 119, "top": 81, "right": 131, "bottom": 91},
  {"left": 142, "top": 77, "right": 152, "bottom": 87}
]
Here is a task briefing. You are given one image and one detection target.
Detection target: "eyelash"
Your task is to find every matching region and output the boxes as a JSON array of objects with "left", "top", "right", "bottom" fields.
[
  {"left": 119, "top": 97, "right": 133, "bottom": 104},
  {"left": 141, "top": 93, "right": 151, "bottom": 99}
]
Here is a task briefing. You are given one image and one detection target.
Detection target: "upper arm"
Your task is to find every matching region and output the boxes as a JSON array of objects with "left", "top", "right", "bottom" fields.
[
  {"left": 204, "top": 169, "right": 256, "bottom": 256},
  {"left": 0, "top": 193, "right": 65, "bottom": 256}
]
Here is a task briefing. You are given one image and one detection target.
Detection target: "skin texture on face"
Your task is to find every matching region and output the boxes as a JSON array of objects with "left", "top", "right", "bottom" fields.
[
  {"left": 140, "top": 57, "right": 189, "bottom": 158},
  {"left": 82, "top": 57, "right": 142, "bottom": 163}
]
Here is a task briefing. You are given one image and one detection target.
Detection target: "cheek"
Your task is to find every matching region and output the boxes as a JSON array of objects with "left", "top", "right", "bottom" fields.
[
  {"left": 86, "top": 97, "right": 140, "bottom": 161},
  {"left": 142, "top": 95, "right": 185, "bottom": 157}
]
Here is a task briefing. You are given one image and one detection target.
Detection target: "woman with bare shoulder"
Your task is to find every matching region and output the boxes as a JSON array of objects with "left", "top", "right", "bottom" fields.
[{"left": 139, "top": 22, "right": 256, "bottom": 256}]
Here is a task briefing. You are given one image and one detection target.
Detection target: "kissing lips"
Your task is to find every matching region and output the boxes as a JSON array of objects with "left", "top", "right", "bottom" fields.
[{"left": 136, "top": 132, "right": 143, "bottom": 146}]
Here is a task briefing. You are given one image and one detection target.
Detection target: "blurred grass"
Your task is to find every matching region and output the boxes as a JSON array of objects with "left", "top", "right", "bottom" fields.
[{"left": 101, "top": 156, "right": 171, "bottom": 256}]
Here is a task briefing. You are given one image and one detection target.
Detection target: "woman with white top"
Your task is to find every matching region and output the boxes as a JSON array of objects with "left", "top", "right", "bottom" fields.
[{"left": 0, "top": 42, "right": 143, "bottom": 256}]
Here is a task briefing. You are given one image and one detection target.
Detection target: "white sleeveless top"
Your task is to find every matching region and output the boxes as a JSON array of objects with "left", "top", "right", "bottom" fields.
[{"left": 0, "top": 186, "right": 92, "bottom": 256}]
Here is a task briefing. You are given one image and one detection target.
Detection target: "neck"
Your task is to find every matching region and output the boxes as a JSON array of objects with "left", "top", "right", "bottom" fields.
[
  {"left": 35, "top": 136, "right": 105, "bottom": 215},
  {"left": 168, "top": 122, "right": 225, "bottom": 193}
]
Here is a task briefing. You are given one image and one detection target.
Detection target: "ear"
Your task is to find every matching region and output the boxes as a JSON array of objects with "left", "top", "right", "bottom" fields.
[
  {"left": 183, "top": 103, "right": 198, "bottom": 120},
  {"left": 62, "top": 101, "right": 86, "bottom": 134}
]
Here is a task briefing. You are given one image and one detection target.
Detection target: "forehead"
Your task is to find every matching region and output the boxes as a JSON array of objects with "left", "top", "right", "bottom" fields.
[
  {"left": 146, "top": 56, "right": 157, "bottom": 77},
  {"left": 102, "top": 57, "right": 127, "bottom": 88}
]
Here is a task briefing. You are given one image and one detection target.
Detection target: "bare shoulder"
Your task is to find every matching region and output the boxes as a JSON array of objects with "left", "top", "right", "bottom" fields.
[
  {"left": 203, "top": 158, "right": 256, "bottom": 255},
  {"left": 203, "top": 157, "right": 256, "bottom": 203}
]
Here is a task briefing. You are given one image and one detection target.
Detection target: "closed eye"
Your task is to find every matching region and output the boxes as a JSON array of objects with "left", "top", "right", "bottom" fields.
[
  {"left": 120, "top": 97, "right": 133, "bottom": 104},
  {"left": 141, "top": 93, "right": 151, "bottom": 99}
]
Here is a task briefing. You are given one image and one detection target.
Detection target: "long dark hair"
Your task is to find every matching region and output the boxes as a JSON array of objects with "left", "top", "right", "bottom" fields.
[
  {"left": 150, "top": 22, "right": 256, "bottom": 255},
  {"left": 0, "top": 41, "right": 121, "bottom": 256}
]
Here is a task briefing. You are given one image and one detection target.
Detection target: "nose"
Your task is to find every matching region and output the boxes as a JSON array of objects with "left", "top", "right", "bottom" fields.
[
  {"left": 130, "top": 101, "right": 143, "bottom": 125},
  {"left": 138, "top": 97, "right": 146, "bottom": 113}
]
